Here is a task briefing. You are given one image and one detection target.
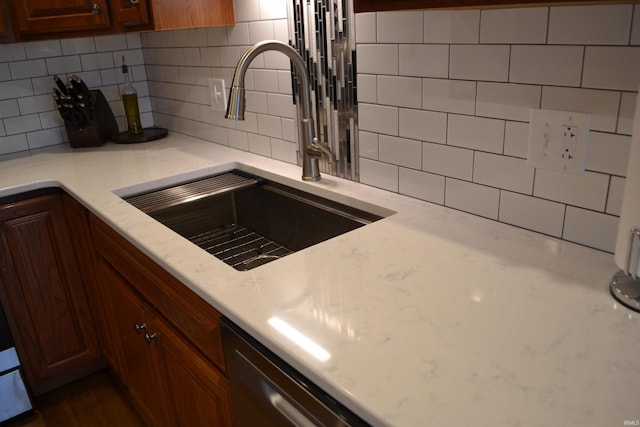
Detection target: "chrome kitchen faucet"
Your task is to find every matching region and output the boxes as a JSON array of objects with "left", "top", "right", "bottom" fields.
[{"left": 225, "top": 40, "right": 333, "bottom": 182}]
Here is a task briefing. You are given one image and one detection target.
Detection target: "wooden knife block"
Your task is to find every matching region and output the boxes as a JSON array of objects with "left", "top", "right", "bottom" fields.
[{"left": 66, "top": 90, "right": 119, "bottom": 148}]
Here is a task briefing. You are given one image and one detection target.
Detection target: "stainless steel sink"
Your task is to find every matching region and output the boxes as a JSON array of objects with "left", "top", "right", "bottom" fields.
[{"left": 123, "top": 170, "right": 387, "bottom": 271}]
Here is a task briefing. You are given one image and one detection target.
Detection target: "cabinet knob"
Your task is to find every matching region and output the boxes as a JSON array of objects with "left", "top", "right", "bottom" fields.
[
  {"left": 129, "top": 0, "right": 140, "bottom": 8},
  {"left": 134, "top": 323, "right": 147, "bottom": 334},
  {"left": 89, "top": 3, "right": 101, "bottom": 14},
  {"left": 144, "top": 333, "right": 158, "bottom": 344}
]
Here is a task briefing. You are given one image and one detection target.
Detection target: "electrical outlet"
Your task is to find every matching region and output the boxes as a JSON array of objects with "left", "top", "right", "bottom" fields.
[
  {"left": 527, "top": 108, "right": 591, "bottom": 175},
  {"left": 209, "top": 78, "right": 227, "bottom": 112}
]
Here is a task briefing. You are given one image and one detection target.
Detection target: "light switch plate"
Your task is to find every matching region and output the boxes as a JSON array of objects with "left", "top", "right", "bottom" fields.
[
  {"left": 527, "top": 108, "right": 591, "bottom": 175},
  {"left": 209, "top": 78, "right": 227, "bottom": 112}
]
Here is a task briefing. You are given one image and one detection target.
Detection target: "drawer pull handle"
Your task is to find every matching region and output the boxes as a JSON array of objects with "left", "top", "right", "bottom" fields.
[
  {"left": 89, "top": 3, "right": 101, "bottom": 14},
  {"left": 144, "top": 333, "right": 157, "bottom": 344},
  {"left": 134, "top": 323, "right": 147, "bottom": 334},
  {"left": 129, "top": 0, "right": 140, "bottom": 8}
]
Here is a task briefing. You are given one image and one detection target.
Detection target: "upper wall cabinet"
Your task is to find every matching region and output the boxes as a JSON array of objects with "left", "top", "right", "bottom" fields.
[
  {"left": 353, "top": 0, "right": 636, "bottom": 13},
  {"left": 0, "top": 0, "right": 14, "bottom": 43},
  {"left": 5, "top": 0, "right": 234, "bottom": 42},
  {"left": 9, "top": 0, "right": 113, "bottom": 40}
]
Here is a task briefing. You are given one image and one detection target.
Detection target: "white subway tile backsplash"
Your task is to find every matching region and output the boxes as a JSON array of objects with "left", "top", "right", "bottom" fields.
[
  {"left": 473, "top": 152, "right": 534, "bottom": 194},
  {"left": 583, "top": 47, "right": 640, "bottom": 91},
  {"left": 450, "top": 45, "right": 510, "bottom": 82},
  {"left": 0, "top": 100, "right": 20, "bottom": 118},
  {"left": 4, "top": 114, "right": 41, "bottom": 135},
  {"left": 0, "top": 134, "right": 29, "bottom": 155},
  {"left": 259, "top": 0, "right": 287, "bottom": 20},
  {"left": 399, "top": 108, "right": 447, "bottom": 144},
  {"left": 534, "top": 169, "right": 609, "bottom": 211},
  {"left": 173, "top": 29, "right": 208, "bottom": 47},
  {"left": 398, "top": 45, "right": 448, "bottom": 78},
  {"left": 357, "top": 74, "right": 377, "bottom": 103},
  {"left": 355, "top": 13, "right": 376, "bottom": 44},
  {"left": 253, "top": 69, "right": 279, "bottom": 92},
  {"left": 0, "top": 44, "right": 26, "bottom": 63},
  {"left": 377, "top": 11, "right": 423, "bottom": 43},
  {"left": 126, "top": 33, "right": 143, "bottom": 49},
  {"left": 46, "top": 56, "right": 82, "bottom": 75},
  {"left": 499, "top": 191, "right": 565, "bottom": 237},
  {"left": 563, "top": 207, "right": 618, "bottom": 252},
  {"left": 245, "top": 91, "right": 269, "bottom": 114},
  {"left": 257, "top": 114, "right": 282, "bottom": 138},
  {"left": 359, "top": 103, "right": 398, "bottom": 136},
  {"left": 228, "top": 128, "right": 249, "bottom": 150},
  {"left": 61, "top": 38, "right": 96, "bottom": 55},
  {"left": 263, "top": 51, "right": 290, "bottom": 69},
  {"left": 447, "top": 114, "right": 504, "bottom": 153},
  {"left": 480, "top": 7, "right": 548, "bottom": 44},
  {"left": 359, "top": 158, "right": 399, "bottom": 192},
  {"left": 424, "top": 10, "right": 480, "bottom": 44},
  {"left": 10, "top": 59, "right": 47, "bottom": 80},
  {"left": 607, "top": 176, "right": 625, "bottom": 216},
  {"left": 249, "top": 21, "right": 275, "bottom": 43},
  {"left": 95, "top": 35, "right": 127, "bottom": 52},
  {"left": 219, "top": 47, "right": 243, "bottom": 67},
  {"left": 234, "top": 0, "right": 260, "bottom": 21},
  {"left": 236, "top": 112, "right": 259, "bottom": 133},
  {"left": 504, "top": 121, "right": 530, "bottom": 158},
  {"left": 541, "top": 87, "right": 620, "bottom": 133},
  {"left": 81, "top": 52, "right": 115, "bottom": 71},
  {"left": 422, "top": 78, "right": 475, "bottom": 115},
  {"left": 399, "top": 168, "right": 445, "bottom": 204},
  {"left": 587, "top": 132, "right": 630, "bottom": 176},
  {"left": 18, "top": 95, "right": 54, "bottom": 115},
  {"left": 422, "top": 142, "right": 473, "bottom": 180},
  {"left": 359, "top": 131, "right": 379, "bottom": 160},
  {"left": 618, "top": 92, "right": 636, "bottom": 136},
  {"left": 280, "top": 118, "right": 296, "bottom": 142},
  {"left": 25, "top": 40, "right": 62, "bottom": 59},
  {"left": 0, "top": 122, "right": 4, "bottom": 137},
  {"left": 357, "top": 45, "right": 398, "bottom": 75},
  {"left": 476, "top": 82, "right": 541, "bottom": 122},
  {"left": 548, "top": 4, "right": 633, "bottom": 45},
  {"left": 248, "top": 133, "right": 271, "bottom": 157},
  {"left": 277, "top": 71, "right": 292, "bottom": 94},
  {"left": 510, "top": 46, "right": 583, "bottom": 86},
  {"left": 0, "top": 64, "right": 9, "bottom": 81},
  {"left": 26, "top": 128, "right": 63, "bottom": 149},
  {"left": 445, "top": 178, "right": 500, "bottom": 219},
  {"left": 273, "top": 20, "right": 288, "bottom": 43},
  {"left": 379, "top": 135, "right": 422, "bottom": 169},
  {"left": 270, "top": 138, "right": 297, "bottom": 164},
  {"left": 201, "top": 47, "right": 221, "bottom": 67},
  {"left": 266, "top": 93, "right": 295, "bottom": 118},
  {"left": 632, "top": 5, "right": 640, "bottom": 45},
  {"left": 378, "top": 75, "right": 422, "bottom": 108}
]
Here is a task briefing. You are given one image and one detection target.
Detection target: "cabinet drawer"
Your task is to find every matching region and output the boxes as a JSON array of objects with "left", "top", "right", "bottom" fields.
[{"left": 90, "top": 214, "right": 226, "bottom": 372}]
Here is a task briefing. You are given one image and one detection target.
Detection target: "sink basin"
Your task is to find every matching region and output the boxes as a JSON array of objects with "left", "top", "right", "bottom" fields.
[{"left": 123, "top": 169, "right": 388, "bottom": 271}]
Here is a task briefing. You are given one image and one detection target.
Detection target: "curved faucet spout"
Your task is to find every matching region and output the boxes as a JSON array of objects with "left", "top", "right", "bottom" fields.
[{"left": 225, "top": 40, "right": 324, "bottom": 181}]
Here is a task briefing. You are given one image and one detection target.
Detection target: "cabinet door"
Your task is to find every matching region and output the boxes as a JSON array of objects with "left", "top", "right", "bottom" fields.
[
  {"left": 10, "top": 0, "right": 111, "bottom": 38},
  {"left": 0, "top": 0, "right": 13, "bottom": 43},
  {"left": 98, "top": 258, "right": 177, "bottom": 427},
  {"left": 113, "top": 0, "right": 151, "bottom": 29},
  {"left": 0, "top": 192, "right": 102, "bottom": 395},
  {"left": 160, "top": 317, "right": 234, "bottom": 427}
]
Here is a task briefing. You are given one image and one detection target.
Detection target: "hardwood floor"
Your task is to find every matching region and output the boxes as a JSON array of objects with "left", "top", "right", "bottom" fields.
[{"left": 4, "top": 370, "right": 148, "bottom": 427}]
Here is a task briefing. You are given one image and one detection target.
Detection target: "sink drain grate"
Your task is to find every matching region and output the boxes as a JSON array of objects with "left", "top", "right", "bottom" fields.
[{"left": 187, "top": 224, "right": 293, "bottom": 271}]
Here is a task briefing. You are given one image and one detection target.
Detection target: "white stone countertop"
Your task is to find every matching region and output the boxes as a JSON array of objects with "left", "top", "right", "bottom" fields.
[{"left": 0, "top": 134, "right": 638, "bottom": 427}]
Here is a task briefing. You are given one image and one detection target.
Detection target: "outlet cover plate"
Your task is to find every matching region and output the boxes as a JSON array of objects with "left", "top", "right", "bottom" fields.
[
  {"left": 527, "top": 108, "right": 591, "bottom": 175},
  {"left": 209, "top": 78, "right": 227, "bottom": 112}
]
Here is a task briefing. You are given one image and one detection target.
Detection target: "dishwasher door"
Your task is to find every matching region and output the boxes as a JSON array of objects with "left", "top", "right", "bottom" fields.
[{"left": 221, "top": 319, "right": 369, "bottom": 427}]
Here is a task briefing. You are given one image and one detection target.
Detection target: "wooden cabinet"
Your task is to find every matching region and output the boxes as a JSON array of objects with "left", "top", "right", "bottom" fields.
[
  {"left": 91, "top": 213, "right": 233, "bottom": 427},
  {"left": 0, "top": 0, "right": 13, "bottom": 43},
  {"left": 0, "top": 190, "right": 103, "bottom": 396},
  {"left": 9, "top": 0, "right": 112, "bottom": 39},
  {"left": 6, "top": 0, "right": 234, "bottom": 42}
]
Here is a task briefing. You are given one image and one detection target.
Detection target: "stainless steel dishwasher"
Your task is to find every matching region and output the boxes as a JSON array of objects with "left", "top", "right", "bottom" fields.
[{"left": 221, "top": 318, "right": 369, "bottom": 427}]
